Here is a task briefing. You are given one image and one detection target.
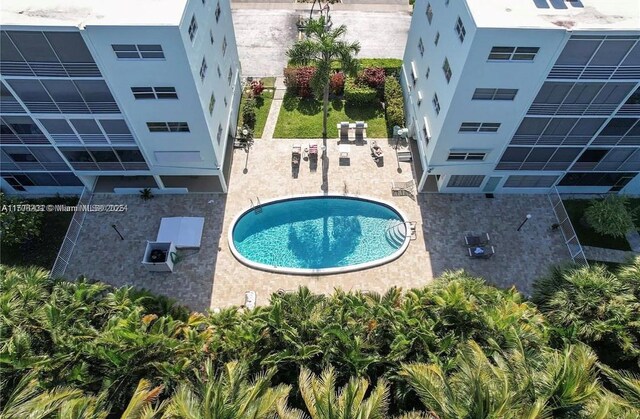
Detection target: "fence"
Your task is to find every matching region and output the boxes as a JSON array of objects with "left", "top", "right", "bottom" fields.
[
  {"left": 50, "top": 188, "right": 92, "bottom": 278},
  {"left": 547, "top": 187, "right": 589, "bottom": 265}
]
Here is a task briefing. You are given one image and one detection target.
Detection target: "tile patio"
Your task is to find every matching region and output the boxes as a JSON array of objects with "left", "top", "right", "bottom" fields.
[{"left": 64, "top": 138, "right": 571, "bottom": 311}]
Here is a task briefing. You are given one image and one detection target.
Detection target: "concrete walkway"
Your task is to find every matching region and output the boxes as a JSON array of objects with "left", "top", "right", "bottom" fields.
[
  {"left": 583, "top": 245, "right": 638, "bottom": 264},
  {"left": 260, "top": 77, "right": 286, "bottom": 140}
]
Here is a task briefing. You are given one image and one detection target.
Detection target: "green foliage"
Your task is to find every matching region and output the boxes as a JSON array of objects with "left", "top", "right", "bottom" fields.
[
  {"left": 384, "top": 76, "right": 405, "bottom": 130},
  {"left": 0, "top": 193, "right": 43, "bottom": 245},
  {"left": 332, "top": 58, "right": 402, "bottom": 76},
  {"left": 344, "top": 77, "right": 378, "bottom": 106},
  {"left": 532, "top": 259, "right": 640, "bottom": 370},
  {"left": 584, "top": 196, "right": 637, "bottom": 238},
  {"left": 242, "top": 97, "right": 257, "bottom": 129},
  {"left": 3, "top": 261, "right": 640, "bottom": 417}
]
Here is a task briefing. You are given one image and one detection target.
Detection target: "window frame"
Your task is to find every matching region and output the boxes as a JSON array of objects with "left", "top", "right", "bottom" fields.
[
  {"left": 188, "top": 15, "right": 198, "bottom": 42},
  {"left": 488, "top": 46, "right": 539, "bottom": 62},
  {"left": 447, "top": 151, "right": 488, "bottom": 161},
  {"left": 455, "top": 17, "right": 466, "bottom": 43},
  {"left": 432, "top": 93, "right": 440, "bottom": 115},
  {"left": 112, "top": 44, "right": 165, "bottom": 60},
  {"left": 131, "top": 86, "right": 178, "bottom": 100},
  {"left": 426, "top": 3, "right": 433, "bottom": 24},
  {"left": 146, "top": 122, "right": 190, "bottom": 133},
  {"left": 459, "top": 122, "right": 501, "bottom": 133},
  {"left": 200, "top": 58, "right": 208, "bottom": 81},
  {"left": 443, "top": 58, "right": 452, "bottom": 83}
]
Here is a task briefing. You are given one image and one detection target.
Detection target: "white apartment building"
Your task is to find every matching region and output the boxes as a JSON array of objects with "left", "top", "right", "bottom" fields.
[
  {"left": 0, "top": 0, "right": 241, "bottom": 195},
  {"left": 401, "top": 0, "right": 640, "bottom": 194}
]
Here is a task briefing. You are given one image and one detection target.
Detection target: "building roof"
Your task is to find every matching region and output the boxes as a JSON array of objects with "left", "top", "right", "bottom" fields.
[
  {"left": 0, "top": 0, "right": 189, "bottom": 27},
  {"left": 466, "top": 0, "right": 640, "bottom": 31}
]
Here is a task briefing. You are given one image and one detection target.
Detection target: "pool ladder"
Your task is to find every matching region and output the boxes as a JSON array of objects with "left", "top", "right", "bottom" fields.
[{"left": 250, "top": 197, "right": 263, "bottom": 214}]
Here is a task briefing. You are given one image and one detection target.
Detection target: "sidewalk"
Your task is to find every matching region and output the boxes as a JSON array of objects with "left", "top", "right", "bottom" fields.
[
  {"left": 260, "top": 77, "right": 286, "bottom": 140},
  {"left": 583, "top": 245, "right": 638, "bottom": 264}
]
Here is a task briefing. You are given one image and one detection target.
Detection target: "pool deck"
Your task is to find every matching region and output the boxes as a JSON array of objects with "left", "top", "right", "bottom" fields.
[
  {"left": 63, "top": 138, "right": 570, "bottom": 311},
  {"left": 211, "top": 138, "right": 569, "bottom": 307}
]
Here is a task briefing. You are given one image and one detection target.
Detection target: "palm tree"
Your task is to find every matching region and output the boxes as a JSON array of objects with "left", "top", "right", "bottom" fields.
[
  {"left": 532, "top": 263, "right": 640, "bottom": 366},
  {"left": 278, "top": 367, "right": 389, "bottom": 419},
  {"left": 400, "top": 340, "right": 603, "bottom": 419},
  {"left": 287, "top": 16, "right": 361, "bottom": 139},
  {"left": 164, "top": 360, "right": 291, "bottom": 418}
]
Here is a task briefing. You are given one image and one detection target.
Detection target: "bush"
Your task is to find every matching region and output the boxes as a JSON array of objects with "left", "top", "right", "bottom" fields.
[
  {"left": 358, "top": 67, "right": 386, "bottom": 93},
  {"left": 584, "top": 196, "right": 637, "bottom": 238},
  {"left": 250, "top": 80, "right": 265, "bottom": 97},
  {"left": 331, "top": 58, "right": 402, "bottom": 76},
  {"left": 283, "top": 66, "right": 316, "bottom": 98},
  {"left": 344, "top": 77, "right": 377, "bottom": 106},
  {"left": 0, "top": 193, "right": 43, "bottom": 245},
  {"left": 384, "top": 76, "right": 405, "bottom": 129},
  {"left": 242, "top": 98, "right": 257, "bottom": 129},
  {"left": 330, "top": 71, "right": 345, "bottom": 96}
]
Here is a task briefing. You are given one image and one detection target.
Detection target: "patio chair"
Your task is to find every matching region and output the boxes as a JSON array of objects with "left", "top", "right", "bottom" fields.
[
  {"left": 355, "top": 121, "right": 366, "bottom": 143},
  {"left": 244, "top": 290, "right": 256, "bottom": 310},
  {"left": 338, "top": 121, "right": 350, "bottom": 142},
  {"left": 308, "top": 142, "right": 318, "bottom": 171},
  {"left": 465, "top": 233, "right": 490, "bottom": 247},
  {"left": 370, "top": 140, "right": 384, "bottom": 165},
  {"left": 391, "top": 180, "right": 415, "bottom": 199},
  {"left": 468, "top": 245, "right": 495, "bottom": 259},
  {"left": 292, "top": 145, "right": 301, "bottom": 166}
]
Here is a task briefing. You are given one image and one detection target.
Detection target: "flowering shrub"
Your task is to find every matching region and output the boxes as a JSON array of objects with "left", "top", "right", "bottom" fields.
[
  {"left": 330, "top": 72, "right": 345, "bottom": 96},
  {"left": 250, "top": 80, "right": 265, "bottom": 96},
  {"left": 283, "top": 66, "right": 317, "bottom": 98},
  {"left": 359, "top": 67, "right": 386, "bottom": 92}
]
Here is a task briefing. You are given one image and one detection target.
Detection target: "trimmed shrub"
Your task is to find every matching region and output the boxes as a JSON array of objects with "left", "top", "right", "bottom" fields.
[
  {"left": 330, "top": 58, "right": 402, "bottom": 76},
  {"left": 283, "top": 66, "right": 316, "bottom": 98},
  {"left": 384, "top": 76, "right": 405, "bottom": 130},
  {"left": 0, "top": 193, "right": 43, "bottom": 245},
  {"left": 584, "top": 196, "right": 637, "bottom": 238},
  {"left": 330, "top": 71, "right": 345, "bottom": 96},
  {"left": 250, "top": 80, "right": 265, "bottom": 97},
  {"left": 344, "top": 77, "right": 377, "bottom": 106},
  {"left": 359, "top": 67, "right": 386, "bottom": 92},
  {"left": 242, "top": 98, "right": 257, "bottom": 129}
]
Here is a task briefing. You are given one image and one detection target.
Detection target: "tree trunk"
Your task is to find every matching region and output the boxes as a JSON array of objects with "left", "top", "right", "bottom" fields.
[{"left": 322, "top": 82, "right": 329, "bottom": 140}]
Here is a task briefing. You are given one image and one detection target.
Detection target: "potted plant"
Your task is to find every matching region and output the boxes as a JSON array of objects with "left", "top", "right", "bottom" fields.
[{"left": 140, "top": 188, "right": 154, "bottom": 201}]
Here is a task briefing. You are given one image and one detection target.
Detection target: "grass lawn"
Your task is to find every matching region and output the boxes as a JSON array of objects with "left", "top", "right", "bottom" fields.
[
  {"left": 239, "top": 89, "right": 274, "bottom": 139},
  {"left": 273, "top": 94, "right": 388, "bottom": 139},
  {"left": 563, "top": 198, "right": 640, "bottom": 251},
  {"left": 258, "top": 77, "right": 276, "bottom": 89},
  {"left": 1, "top": 196, "right": 78, "bottom": 269}
]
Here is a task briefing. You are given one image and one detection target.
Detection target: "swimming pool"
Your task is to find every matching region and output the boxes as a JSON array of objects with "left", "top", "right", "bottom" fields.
[{"left": 228, "top": 195, "right": 410, "bottom": 275}]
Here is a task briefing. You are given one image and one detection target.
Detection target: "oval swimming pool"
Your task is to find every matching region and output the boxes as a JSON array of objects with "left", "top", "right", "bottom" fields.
[{"left": 228, "top": 195, "right": 409, "bottom": 275}]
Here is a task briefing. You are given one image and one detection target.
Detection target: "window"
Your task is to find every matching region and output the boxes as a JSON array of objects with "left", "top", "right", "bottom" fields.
[
  {"left": 209, "top": 30, "right": 215, "bottom": 45},
  {"left": 472, "top": 88, "right": 518, "bottom": 101},
  {"left": 224, "top": 97, "right": 228, "bottom": 107},
  {"left": 209, "top": 93, "right": 215, "bottom": 115},
  {"left": 202, "top": 0, "right": 206, "bottom": 4},
  {"left": 131, "top": 87, "right": 177, "bottom": 100},
  {"left": 217, "top": 65, "right": 222, "bottom": 78},
  {"left": 222, "top": 37, "right": 227, "bottom": 56},
  {"left": 459, "top": 122, "right": 500, "bottom": 133},
  {"left": 112, "top": 44, "right": 164, "bottom": 59},
  {"left": 504, "top": 175, "right": 558, "bottom": 188},
  {"left": 411, "top": 61, "right": 418, "bottom": 85},
  {"left": 188, "top": 15, "right": 198, "bottom": 41},
  {"left": 228, "top": 68, "right": 233, "bottom": 85},
  {"left": 447, "top": 151, "right": 487, "bottom": 161},
  {"left": 577, "top": 148, "right": 608, "bottom": 163},
  {"left": 432, "top": 93, "right": 440, "bottom": 115},
  {"left": 217, "top": 124, "right": 223, "bottom": 143},
  {"left": 418, "top": 38, "right": 424, "bottom": 57},
  {"left": 455, "top": 17, "right": 466, "bottom": 43},
  {"left": 447, "top": 175, "right": 485, "bottom": 188},
  {"left": 445, "top": 0, "right": 450, "bottom": 6},
  {"left": 443, "top": 58, "right": 452, "bottom": 83},
  {"left": 200, "top": 58, "right": 208, "bottom": 81},
  {"left": 488, "top": 46, "right": 539, "bottom": 61},
  {"left": 426, "top": 3, "right": 433, "bottom": 24},
  {"left": 215, "top": 2, "right": 221, "bottom": 22},
  {"left": 434, "top": 32, "right": 440, "bottom": 46},
  {"left": 146, "top": 122, "right": 190, "bottom": 132},
  {"left": 417, "top": 91, "right": 423, "bottom": 106},
  {"left": 425, "top": 67, "right": 430, "bottom": 79}
]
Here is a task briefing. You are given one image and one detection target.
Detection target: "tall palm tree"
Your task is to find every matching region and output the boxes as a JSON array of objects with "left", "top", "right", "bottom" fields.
[
  {"left": 164, "top": 360, "right": 291, "bottom": 418},
  {"left": 278, "top": 367, "right": 389, "bottom": 419},
  {"left": 287, "top": 16, "right": 361, "bottom": 139}
]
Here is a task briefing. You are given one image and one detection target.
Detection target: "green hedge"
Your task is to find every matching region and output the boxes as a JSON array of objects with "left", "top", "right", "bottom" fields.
[
  {"left": 384, "top": 76, "right": 405, "bottom": 130},
  {"left": 330, "top": 58, "right": 403, "bottom": 76},
  {"left": 344, "top": 77, "right": 377, "bottom": 106}
]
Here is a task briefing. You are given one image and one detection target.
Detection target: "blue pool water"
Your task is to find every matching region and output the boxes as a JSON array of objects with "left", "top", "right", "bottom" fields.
[{"left": 231, "top": 196, "right": 406, "bottom": 272}]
